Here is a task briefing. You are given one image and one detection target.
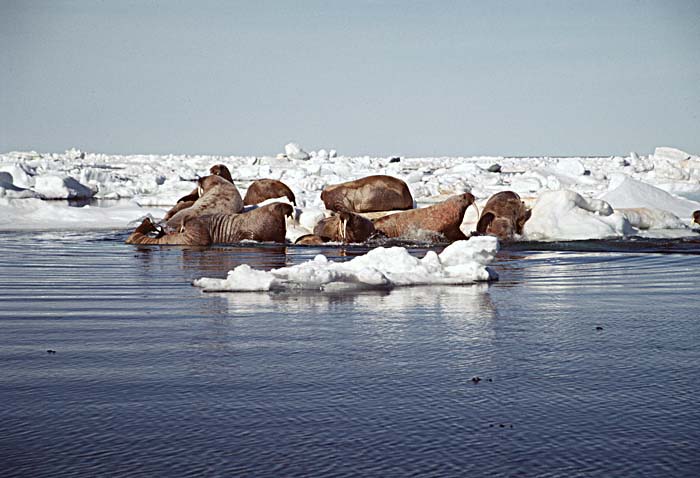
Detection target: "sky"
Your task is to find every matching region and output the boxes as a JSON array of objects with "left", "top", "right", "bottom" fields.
[{"left": 1, "top": 0, "right": 699, "bottom": 157}]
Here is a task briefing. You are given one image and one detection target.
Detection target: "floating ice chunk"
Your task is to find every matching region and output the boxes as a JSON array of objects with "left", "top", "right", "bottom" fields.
[
  {"left": 316, "top": 149, "right": 329, "bottom": 160},
  {"left": 555, "top": 158, "right": 586, "bottom": 176},
  {"left": 193, "top": 237, "right": 499, "bottom": 292},
  {"left": 65, "top": 148, "right": 85, "bottom": 160},
  {"left": 601, "top": 174, "right": 700, "bottom": 220},
  {"left": 0, "top": 172, "right": 40, "bottom": 198},
  {"left": 630, "top": 153, "right": 654, "bottom": 173},
  {"left": 33, "top": 174, "right": 96, "bottom": 199},
  {"left": 0, "top": 197, "right": 164, "bottom": 230},
  {"left": 616, "top": 208, "right": 686, "bottom": 230},
  {"left": 510, "top": 174, "right": 544, "bottom": 193},
  {"left": 523, "top": 189, "right": 632, "bottom": 241},
  {"left": 195, "top": 265, "right": 277, "bottom": 292},
  {"left": 285, "top": 142, "right": 310, "bottom": 160},
  {"left": 653, "top": 147, "right": 694, "bottom": 163},
  {"left": 0, "top": 163, "right": 35, "bottom": 188}
]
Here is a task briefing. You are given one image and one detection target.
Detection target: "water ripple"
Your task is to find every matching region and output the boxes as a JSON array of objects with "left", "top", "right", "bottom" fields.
[{"left": 1, "top": 232, "right": 699, "bottom": 477}]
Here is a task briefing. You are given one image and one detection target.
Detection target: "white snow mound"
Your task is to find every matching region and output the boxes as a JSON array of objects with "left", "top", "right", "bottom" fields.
[{"left": 193, "top": 236, "right": 499, "bottom": 292}]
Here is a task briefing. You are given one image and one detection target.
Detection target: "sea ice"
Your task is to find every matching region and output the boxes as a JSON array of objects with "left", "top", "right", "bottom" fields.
[
  {"left": 193, "top": 236, "right": 499, "bottom": 292},
  {"left": 1, "top": 145, "right": 700, "bottom": 239},
  {"left": 600, "top": 174, "right": 700, "bottom": 220},
  {"left": 523, "top": 190, "right": 633, "bottom": 241}
]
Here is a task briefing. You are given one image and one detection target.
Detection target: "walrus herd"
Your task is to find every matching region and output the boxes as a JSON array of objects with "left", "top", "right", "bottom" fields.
[{"left": 126, "top": 166, "right": 533, "bottom": 246}]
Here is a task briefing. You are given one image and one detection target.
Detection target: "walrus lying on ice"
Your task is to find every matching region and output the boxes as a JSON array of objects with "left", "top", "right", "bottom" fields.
[
  {"left": 321, "top": 175, "right": 414, "bottom": 213},
  {"left": 475, "top": 191, "right": 531, "bottom": 241},
  {"left": 372, "top": 193, "right": 475, "bottom": 242},
  {"left": 126, "top": 203, "right": 293, "bottom": 246},
  {"left": 244, "top": 179, "right": 296, "bottom": 206}
]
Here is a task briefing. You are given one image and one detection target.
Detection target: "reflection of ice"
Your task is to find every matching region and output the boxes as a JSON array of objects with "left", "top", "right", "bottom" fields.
[{"left": 209, "top": 282, "right": 497, "bottom": 332}]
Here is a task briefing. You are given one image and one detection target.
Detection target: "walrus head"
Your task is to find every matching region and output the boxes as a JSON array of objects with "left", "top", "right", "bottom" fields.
[
  {"left": 197, "top": 174, "right": 232, "bottom": 197},
  {"left": 692, "top": 210, "right": 700, "bottom": 227},
  {"left": 268, "top": 202, "right": 294, "bottom": 219},
  {"left": 314, "top": 211, "right": 376, "bottom": 243},
  {"left": 209, "top": 164, "right": 233, "bottom": 183}
]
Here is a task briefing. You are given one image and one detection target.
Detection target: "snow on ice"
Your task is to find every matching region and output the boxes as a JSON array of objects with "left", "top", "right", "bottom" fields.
[{"left": 193, "top": 236, "right": 499, "bottom": 292}]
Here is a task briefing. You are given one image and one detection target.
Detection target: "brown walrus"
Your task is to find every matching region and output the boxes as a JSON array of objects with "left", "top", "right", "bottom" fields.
[
  {"left": 126, "top": 202, "right": 293, "bottom": 246},
  {"left": 372, "top": 193, "right": 475, "bottom": 242},
  {"left": 164, "top": 164, "right": 236, "bottom": 220},
  {"left": 475, "top": 191, "right": 531, "bottom": 241},
  {"left": 294, "top": 234, "right": 326, "bottom": 246},
  {"left": 312, "top": 211, "right": 377, "bottom": 243},
  {"left": 244, "top": 179, "right": 296, "bottom": 206},
  {"left": 165, "top": 175, "right": 243, "bottom": 225},
  {"left": 692, "top": 210, "right": 700, "bottom": 227},
  {"left": 320, "top": 175, "right": 414, "bottom": 213}
]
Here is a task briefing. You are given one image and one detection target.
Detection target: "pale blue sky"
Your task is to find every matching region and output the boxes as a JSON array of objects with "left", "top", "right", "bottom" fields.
[{"left": 1, "top": 0, "right": 698, "bottom": 156}]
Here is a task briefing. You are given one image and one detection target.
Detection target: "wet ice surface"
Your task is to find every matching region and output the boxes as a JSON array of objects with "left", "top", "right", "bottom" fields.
[{"left": 1, "top": 231, "right": 699, "bottom": 477}]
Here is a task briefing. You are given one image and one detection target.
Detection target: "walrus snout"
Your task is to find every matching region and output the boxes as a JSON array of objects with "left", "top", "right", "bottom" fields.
[{"left": 278, "top": 203, "right": 294, "bottom": 218}]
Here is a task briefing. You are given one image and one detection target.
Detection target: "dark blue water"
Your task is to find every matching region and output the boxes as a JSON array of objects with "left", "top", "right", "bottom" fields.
[{"left": 1, "top": 231, "right": 699, "bottom": 477}]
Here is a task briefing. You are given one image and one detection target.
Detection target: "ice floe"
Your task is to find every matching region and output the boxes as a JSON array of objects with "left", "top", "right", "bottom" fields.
[
  {"left": 1, "top": 144, "right": 700, "bottom": 240},
  {"left": 193, "top": 236, "right": 499, "bottom": 292}
]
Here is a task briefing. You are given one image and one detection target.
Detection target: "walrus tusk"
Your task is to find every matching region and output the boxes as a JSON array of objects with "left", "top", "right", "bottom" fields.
[{"left": 341, "top": 217, "right": 348, "bottom": 242}]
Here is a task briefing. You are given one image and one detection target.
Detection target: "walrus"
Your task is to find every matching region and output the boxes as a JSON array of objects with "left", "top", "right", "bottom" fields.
[
  {"left": 320, "top": 175, "right": 413, "bottom": 213},
  {"left": 165, "top": 175, "right": 244, "bottom": 226},
  {"left": 372, "top": 193, "right": 475, "bottom": 242},
  {"left": 126, "top": 202, "right": 293, "bottom": 246},
  {"left": 313, "top": 211, "right": 377, "bottom": 243},
  {"left": 244, "top": 179, "right": 296, "bottom": 206},
  {"left": 475, "top": 191, "right": 531, "bottom": 241},
  {"left": 294, "top": 234, "right": 326, "bottom": 245},
  {"left": 164, "top": 164, "right": 236, "bottom": 220},
  {"left": 692, "top": 210, "right": 700, "bottom": 227}
]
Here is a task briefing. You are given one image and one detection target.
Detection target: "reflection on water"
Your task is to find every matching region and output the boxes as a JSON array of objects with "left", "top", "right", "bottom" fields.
[{"left": 1, "top": 231, "right": 699, "bottom": 477}]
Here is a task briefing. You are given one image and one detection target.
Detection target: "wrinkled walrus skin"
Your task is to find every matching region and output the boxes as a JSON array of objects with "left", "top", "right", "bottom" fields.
[
  {"left": 165, "top": 175, "right": 243, "bottom": 225},
  {"left": 320, "top": 175, "right": 414, "bottom": 213},
  {"left": 372, "top": 193, "right": 475, "bottom": 242},
  {"left": 244, "top": 179, "right": 296, "bottom": 206},
  {"left": 126, "top": 203, "right": 294, "bottom": 246},
  {"left": 475, "top": 191, "right": 531, "bottom": 241},
  {"left": 313, "top": 211, "right": 377, "bottom": 244}
]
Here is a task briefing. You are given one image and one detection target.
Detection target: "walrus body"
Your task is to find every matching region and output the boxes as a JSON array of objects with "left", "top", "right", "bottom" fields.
[
  {"left": 165, "top": 175, "right": 243, "bottom": 225},
  {"left": 321, "top": 175, "right": 413, "bottom": 213},
  {"left": 475, "top": 191, "right": 531, "bottom": 241},
  {"left": 244, "top": 179, "right": 296, "bottom": 206},
  {"left": 294, "top": 234, "right": 326, "bottom": 245},
  {"left": 164, "top": 164, "right": 237, "bottom": 220},
  {"left": 313, "top": 211, "right": 377, "bottom": 243},
  {"left": 126, "top": 203, "right": 293, "bottom": 246},
  {"left": 372, "top": 193, "right": 475, "bottom": 242}
]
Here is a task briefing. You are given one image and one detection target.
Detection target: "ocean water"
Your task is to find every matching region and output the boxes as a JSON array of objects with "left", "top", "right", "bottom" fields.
[{"left": 1, "top": 231, "right": 699, "bottom": 477}]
